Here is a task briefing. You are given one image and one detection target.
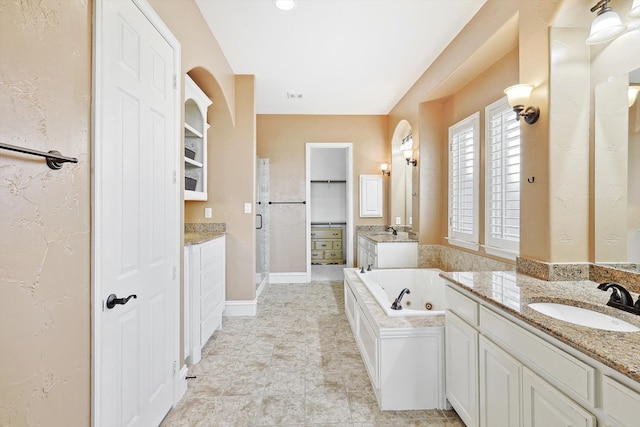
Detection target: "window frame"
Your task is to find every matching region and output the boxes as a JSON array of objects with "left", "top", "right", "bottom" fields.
[
  {"left": 483, "top": 96, "right": 521, "bottom": 260},
  {"left": 447, "top": 111, "right": 480, "bottom": 251}
]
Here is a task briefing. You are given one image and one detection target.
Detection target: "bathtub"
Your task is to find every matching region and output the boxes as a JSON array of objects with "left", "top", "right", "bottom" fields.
[
  {"left": 344, "top": 268, "right": 447, "bottom": 411},
  {"left": 355, "top": 268, "right": 445, "bottom": 317}
]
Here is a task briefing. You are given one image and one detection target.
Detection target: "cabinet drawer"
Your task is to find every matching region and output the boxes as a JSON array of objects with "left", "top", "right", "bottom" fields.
[
  {"left": 324, "top": 250, "right": 343, "bottom": 260},
  {"left": 332, "top": 240, "right": 342, "bottom": 250},
  {"left": 445, "top": 285, "right": 478, "bottom": 325},
  {"left": 311, "top": 228, "right": 342, "bottom": 239},
  {"left": 314, "top": 241, "right": 331, "bottom": 249},
  {"left": 311, "top": 250, "right": 323, "bottom": 259},
  {"left": 602, "top": 376, "right": 640, "bottom": 427},
  {"left": 480, "top": 306, "right": 595, "bottom": 406}
]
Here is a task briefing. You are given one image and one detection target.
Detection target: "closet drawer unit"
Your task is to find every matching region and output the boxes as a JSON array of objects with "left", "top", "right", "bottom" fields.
[
  {"left": 314, "top": 241, "right": 331, "bottom": 249},
  {"left": 311, "top": 229, "right": 338, "bottom": 239},
  {"left": 332, "top": 241, "right": 343, "bottom": 250},
  {"left": 311, "top": 250, "right": 324, "bottom": 260},
  {"left": 324, "top": 250, "right": 343, "bottom": 260}
]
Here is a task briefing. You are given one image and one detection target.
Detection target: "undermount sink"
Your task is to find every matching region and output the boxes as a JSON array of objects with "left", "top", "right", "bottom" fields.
[{"left": 528, "top": 303, "right": 640, "bottom": 332}]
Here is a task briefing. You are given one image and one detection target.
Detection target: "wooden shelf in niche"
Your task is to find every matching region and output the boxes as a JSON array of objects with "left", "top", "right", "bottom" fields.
[{"left": 184, "top": 74, "right": 212, "bottom": 201}]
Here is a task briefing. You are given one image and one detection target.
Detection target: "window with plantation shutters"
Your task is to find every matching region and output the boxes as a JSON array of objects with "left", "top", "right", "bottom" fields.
[
  {"left": 447, "top": 112, "right": 480, "bottom": 250},
  {"left": 484, "top": 97, "right": 520, "bottom": 259}
]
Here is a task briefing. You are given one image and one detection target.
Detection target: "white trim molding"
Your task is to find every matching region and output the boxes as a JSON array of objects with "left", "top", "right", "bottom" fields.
[
  {"left": 224, "top": 300, "right": 257, "bottom": 317},
  {"left": 269, "top": 272, "right": 309, "bottom": 284}
]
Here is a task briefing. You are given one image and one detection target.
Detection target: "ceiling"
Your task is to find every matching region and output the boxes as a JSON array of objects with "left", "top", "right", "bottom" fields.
[{"left": 194, "top": 0, "right": 487, "bottom": 115}]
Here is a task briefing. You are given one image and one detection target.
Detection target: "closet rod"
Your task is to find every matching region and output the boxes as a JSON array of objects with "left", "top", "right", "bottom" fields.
[
  {"left": 0, "top": 142, "right": 78, "bottom": 170},
  {"left": 268, "top": 201, "right": 306, "bottom": 205},
  {"left": 311, "top": 222, "right": 346, "bottom": 226}
]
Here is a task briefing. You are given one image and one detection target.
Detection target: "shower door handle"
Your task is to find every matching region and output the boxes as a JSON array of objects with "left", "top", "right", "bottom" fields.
[{"left": 256, "top": 214, "right": 263, "bottom": 230}]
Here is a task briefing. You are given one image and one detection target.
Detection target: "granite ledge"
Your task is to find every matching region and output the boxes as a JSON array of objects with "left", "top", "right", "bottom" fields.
[
  {"left": 184, "top": 232, "right": 225, "bottom": 245},
  {"left": 440, "top": 270, "right": 640, "bottom": 385}
]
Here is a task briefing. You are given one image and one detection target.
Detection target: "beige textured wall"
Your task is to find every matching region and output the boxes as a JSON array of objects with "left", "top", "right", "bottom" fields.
[
  {"left": 149, "top": 0, "right": 256, "bottom": 301},
  {"left": 390, "top": 0, "right": 564, "bottom": 263},
  {"left": 0, "top": 0, "right": 92, "bottom": 426},
  {"left": 257, "top": 115, "right": 388, "bottom": 272}
]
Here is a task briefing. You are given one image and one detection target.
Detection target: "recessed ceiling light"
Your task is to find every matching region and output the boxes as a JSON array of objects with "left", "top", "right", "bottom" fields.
[{"left": 274, "top": 0, "right": 295, "bottom": 11}]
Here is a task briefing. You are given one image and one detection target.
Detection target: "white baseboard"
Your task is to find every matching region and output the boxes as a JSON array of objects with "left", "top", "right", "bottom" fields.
[
  {"left": 224, "top": 300, "right": 257, "bottom": 317},
  {"left": 256, "top": 276, "right": 268, "bottom": 298},
  {"left": 174, "top": 365, "right": 188, "bottom": 405},
  {"left": 269, "top": 272, "right": 310, "bottom": 284}
]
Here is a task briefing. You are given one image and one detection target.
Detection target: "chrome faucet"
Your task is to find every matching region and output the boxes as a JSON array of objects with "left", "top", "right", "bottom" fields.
[
  {"left": 387, "top": 226, "right": 398, "bottom": 235},
  {"left": 391, "top": 288, "right": 411, "bottom": 310},
  {"left": 598, "top": 282, "right": 640, "bottom": 315}
]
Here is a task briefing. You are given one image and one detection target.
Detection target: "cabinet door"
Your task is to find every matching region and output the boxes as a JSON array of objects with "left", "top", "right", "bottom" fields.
[
  {"left": 479, "top": 336, "right": 522, "bottom": 427},
  {"left": 522, "top": 367, "right": 595, "bottom": 427},
  {"left": 445, "top": 311, "right": 479, "bottom": 427},
  {"left": 359, "top": 174, "right": 383, "bottom": 217}
]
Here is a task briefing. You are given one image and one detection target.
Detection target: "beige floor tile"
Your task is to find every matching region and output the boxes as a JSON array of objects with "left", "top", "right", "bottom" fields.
[{"left": 161, "top": 279, "right": 463, "bottom": 427}]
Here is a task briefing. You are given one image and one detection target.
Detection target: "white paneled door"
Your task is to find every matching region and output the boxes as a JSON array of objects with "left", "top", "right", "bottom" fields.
[{"left": 94, "top": 1, "right": 180, "bottom": 426}]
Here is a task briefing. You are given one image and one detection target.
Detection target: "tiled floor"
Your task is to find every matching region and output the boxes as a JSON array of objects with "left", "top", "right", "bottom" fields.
[{"left": 161, "top": 271, "right": 463, "bottom": 427}]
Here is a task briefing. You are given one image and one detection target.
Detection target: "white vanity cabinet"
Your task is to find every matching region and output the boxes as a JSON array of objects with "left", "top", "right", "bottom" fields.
[
  {"left": 443, "top": 281, "right": 640, "bottom": 427},
  {"left": 184, "top": 236, "right": 225, "bottom": 365},
  {"left": 479, "top": 336, "right": 521, "bottom": 427},
  {"left": 357, "top": 235, "right": 417, "bottom": 269},
  {"left": 445, "top": 286, "right": 479, "bottom": 427}
]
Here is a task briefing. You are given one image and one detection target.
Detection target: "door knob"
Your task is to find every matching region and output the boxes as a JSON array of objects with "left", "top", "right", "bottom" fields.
[{"left": 106, "top": 293, "right": 137, "bottom": 309}]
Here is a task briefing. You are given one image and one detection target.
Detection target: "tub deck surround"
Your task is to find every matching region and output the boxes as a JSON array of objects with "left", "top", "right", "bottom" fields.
[
  {"left": 440, "top": 270, "right": 640, "bottom": 384},
  {"left": 354, "top": 268, "right": 445, "bottom": 317},
  {"left": 344, "top": 269, "right": 443, "bottom": 329},
  {"left": 344, "top": 268, "right": 446, "bottom": 410}
]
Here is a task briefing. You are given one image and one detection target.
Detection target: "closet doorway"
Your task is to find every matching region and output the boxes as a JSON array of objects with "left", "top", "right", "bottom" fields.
[{"left": 306, "top": 143, "right": 354, "bottom": 279}]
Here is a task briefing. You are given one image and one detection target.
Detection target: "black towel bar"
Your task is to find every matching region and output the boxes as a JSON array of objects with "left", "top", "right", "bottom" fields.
[{"left": 0, "top": 142, "right": 78, "bottom": 170}]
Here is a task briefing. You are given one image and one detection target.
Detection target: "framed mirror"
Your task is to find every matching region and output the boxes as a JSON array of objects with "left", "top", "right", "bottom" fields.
[{"left": 594, "top": 67, "right": 640, "bottom": 272}]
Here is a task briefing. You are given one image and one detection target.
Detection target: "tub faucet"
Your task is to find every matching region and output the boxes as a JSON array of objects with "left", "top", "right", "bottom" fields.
[
  {"left": 387, "top": 226, "right": 398, "bottom": 235},
  {"left": 391, "top": 288, "right": 411, "bottom": 310}
]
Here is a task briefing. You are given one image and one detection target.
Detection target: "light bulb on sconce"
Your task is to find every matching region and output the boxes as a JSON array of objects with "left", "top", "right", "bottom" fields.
[
  {"left": 403, "top": 150, "right": 417, "bottom": 166},
  {"left": 503, "top": 84, "right": 540, "bottom": 125},
  {"left": 380, "top": 163, "right": 390, "bottom": 176},
  {"left": 586, "top": 0, "right": 626, "bottom": 44}
]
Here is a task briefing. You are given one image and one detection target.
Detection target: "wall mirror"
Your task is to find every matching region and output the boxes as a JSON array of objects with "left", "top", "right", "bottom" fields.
[
  {"left": 594, "top": 66, "right": 640, "bottom": 272},
  {"left": 390, "top": 120, "right": 414, "bottom": 227}
]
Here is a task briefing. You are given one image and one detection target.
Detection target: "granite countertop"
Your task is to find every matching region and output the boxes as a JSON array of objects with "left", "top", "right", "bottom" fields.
[
  {"left": 359, "top": 231, "right": 418, "bottom": 244},
  {"left": 184, "top": 231, "right": 225, "bottom": 245},
  {"left": 440, "top": 270, "right": 640, "bottom": 384}
]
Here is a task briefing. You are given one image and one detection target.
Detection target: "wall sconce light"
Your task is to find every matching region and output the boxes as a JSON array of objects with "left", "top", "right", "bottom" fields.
[
  {"left": 586, "top": 0, "right": 626, "bottom": 45},
  {"left": 503, "top": 84, "right": 540, "bottom": 125},
  {"left": 629, "top": 85, "right": 640, "bottom": 107},
  {"left": 403, "top": 150, "right": 417, "bottom": 167},
  {"left": 274, "top": 0, "right": 296, "bottom": 11},
  {"left": 629, "top": 0, "right": 640, "bottom": 19},
  {"left": 380, "top": 163, "right": 390, "bottom": 176}
]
